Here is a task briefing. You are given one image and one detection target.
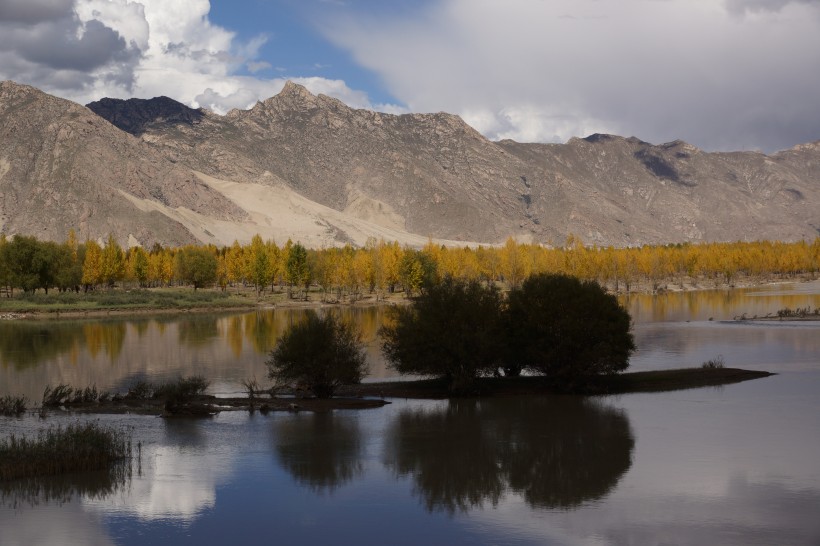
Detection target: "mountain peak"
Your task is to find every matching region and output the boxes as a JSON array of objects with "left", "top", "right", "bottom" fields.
[
  {"left": 279, "top": 80, "right": 314, "bottom": 100},
  {"left": 86, "top": 96, "right": 203, "bottom": 136}
]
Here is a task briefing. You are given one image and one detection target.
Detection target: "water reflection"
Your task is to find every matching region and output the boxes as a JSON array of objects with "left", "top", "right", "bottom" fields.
[
  {"left": 0, "top": 322, "right": 83, "bottom": 370},
  {"left": 83, "top": 322, "right": 126, "bottom": 362},
  {"left": 622, "top": 281, "right": 820, "bottom": 322},
  {"left": 1, "top": 466, "right": 131, "bottom": 509},
  {"left": 177, "top": 315, "right": 219, "bottom": 348},
  {"left": 273, "top": 412, "right": 363, "bottom": 493},
  {"left": 384, "top": 397, "right": 634, "bottom": 514},
  {"left": 598, "top": 475, "right": 820, "bottom": 546}
]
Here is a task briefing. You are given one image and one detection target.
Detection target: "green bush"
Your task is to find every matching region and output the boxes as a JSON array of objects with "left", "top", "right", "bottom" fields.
[
  {"left": 505, "top": 274, "right": 635, "bottom": 382},
  {"left": 380, "top": 277, "right": 504, "bottom": 393},
  {"left": 266, "top": 311, "right": 367, "bottom": 398}
]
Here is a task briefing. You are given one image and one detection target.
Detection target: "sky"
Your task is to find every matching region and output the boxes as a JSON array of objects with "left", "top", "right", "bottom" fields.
[{"left": 1, "top": 0, "right": 819, "bottom": 152}]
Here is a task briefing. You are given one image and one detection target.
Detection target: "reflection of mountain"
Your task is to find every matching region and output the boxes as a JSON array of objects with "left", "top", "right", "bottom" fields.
[
  {"left": 273, "top": 412, "right": 363, "bottom": 493},
  {"left": 385, "top": 397, "right": 634, "bottom": 514}
]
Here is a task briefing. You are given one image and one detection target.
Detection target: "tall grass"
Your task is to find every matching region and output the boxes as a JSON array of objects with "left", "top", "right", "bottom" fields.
[
  {"left": 42, "top": 384, "right": 105, "bottom": 407},
  {"left": 701, "top": 355, "right": 726, "bottom": 369},
  {"left": 0, "top": 395, "right": 27, "bottom": 416},
  {"left": 0, "top": 422, "right": 132, "bottom": 482}
]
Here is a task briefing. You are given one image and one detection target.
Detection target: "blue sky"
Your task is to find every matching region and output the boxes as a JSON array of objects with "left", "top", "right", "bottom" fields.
[
  {"left": 2, "top": 0, "right": 820, "bottom": 152},
  {"left": 208, "top": 0, "right": 396, "bottom": 105}
]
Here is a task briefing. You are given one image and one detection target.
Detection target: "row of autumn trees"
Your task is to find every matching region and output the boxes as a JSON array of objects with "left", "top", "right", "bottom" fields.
[{"left": 2, "top": 230, "right": 819, "bottom": 296}]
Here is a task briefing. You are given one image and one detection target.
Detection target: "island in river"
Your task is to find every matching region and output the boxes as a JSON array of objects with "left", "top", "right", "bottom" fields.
[{"left": 27, "top": 367, "right": 773, "bottom": 417}]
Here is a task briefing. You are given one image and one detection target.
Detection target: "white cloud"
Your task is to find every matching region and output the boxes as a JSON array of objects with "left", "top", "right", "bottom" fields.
[
  {"left": 319, "top": 0, "right": 820, "bottom": 151},
  {"left": 0, "top": 0, "right": 395, "bottom": 117}
]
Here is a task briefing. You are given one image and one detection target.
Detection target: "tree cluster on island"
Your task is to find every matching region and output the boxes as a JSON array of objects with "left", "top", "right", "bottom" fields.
[{"left": 267, "top": 274, "right": 635, "bottom": 397}]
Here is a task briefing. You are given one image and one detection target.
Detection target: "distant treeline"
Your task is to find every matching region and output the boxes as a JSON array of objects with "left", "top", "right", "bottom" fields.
[{"left": 1, "top": 231, "right": 818, "bottom": 297}]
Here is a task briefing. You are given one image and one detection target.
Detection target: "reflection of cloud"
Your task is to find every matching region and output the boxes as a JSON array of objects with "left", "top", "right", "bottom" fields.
[
  {"left": 0, "top": 501, "right": 115, "bottom": 546},
  {"left": 84, "top": 445, "right": 231, "bottom": 522},
  {"left": 596, "top": 476, "right": 820, "bottom": 545}
]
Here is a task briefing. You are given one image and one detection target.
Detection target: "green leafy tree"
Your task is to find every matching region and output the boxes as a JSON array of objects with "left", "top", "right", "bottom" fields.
[
  {"left": 2, "top": 235, "right": 47, "bottom": 292},
  {"left": 128, "top": 246, "right": 150, "bottom": 287},
  {"left": 380, "top": 277, "right": 504, "bottom": 393},
  {"left": 0, "top": 234, "right": 9, "bottom": 294},
  {"left": 247, "top": 234, "right": 270, "bottom": 296},
  {"left": 505, "top": 274, "right": 635, "bottom": 382},
  {"left": 266, "top": 311, "right": 367, "bottom": 398},
  {"left": 286, "top": 242, "right": 310, "bottom": 299},
  {"left": 174, "top": 246, "right": 218, "bottom": 291}
]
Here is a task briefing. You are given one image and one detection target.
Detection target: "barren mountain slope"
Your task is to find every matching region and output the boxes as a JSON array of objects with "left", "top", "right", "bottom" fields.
[
  {"left": 91, "top": 81, "right": 545, "bottom": 243},
  {"left": 90, "top": 82, "right": 820, "bottom": 246},
  {"left": 0, "top": 81, "right": 247, "bottom": 247},
  {"left": 497, "top": 135, "right": 820, "bottom": 245}
]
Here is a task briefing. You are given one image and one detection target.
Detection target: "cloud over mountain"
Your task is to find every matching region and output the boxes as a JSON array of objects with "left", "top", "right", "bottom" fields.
[{"left": 318, "top": 0, "right": 820, "bottom": 152}]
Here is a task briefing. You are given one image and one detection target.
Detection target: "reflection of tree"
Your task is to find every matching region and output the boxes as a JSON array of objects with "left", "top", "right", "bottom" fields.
[
  {"left": 497, "top": 397, "right": 634, "bottom": 509},
  {"left": 384, "top": 397, "right": 634, "bottom": 514},
  {"left": 0, "top": 322, "right": 82, "bottom": 370},
  {"left": 243, "top": 312, "right": 278, "bottom": 355},
  {"left": 83, "top": 322, "right": 126, "bottom": 362},
  {"left": 133, "top": 319, "right": 150, "bottom": 339},
  {"left": 177, "top": 316, "right": 219, "bottom": 347},
  {"left": 226, "top": 315, "right": 244, "bottom": 358},
  {"left": 386, "top": 401, "right": 503, "bottom": 514},
  {"left": 273, "top": 413, "right": 363, "bottom": 493}
]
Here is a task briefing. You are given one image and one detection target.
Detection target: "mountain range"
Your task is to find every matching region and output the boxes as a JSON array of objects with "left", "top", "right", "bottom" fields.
[{"left": 1, "top": 79, "right": 818, "bottom": 248}]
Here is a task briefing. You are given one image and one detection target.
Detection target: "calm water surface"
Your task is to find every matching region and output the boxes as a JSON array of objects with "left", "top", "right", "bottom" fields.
[{"left": 2, "top": 282, "right": 820, "bottom": 545}]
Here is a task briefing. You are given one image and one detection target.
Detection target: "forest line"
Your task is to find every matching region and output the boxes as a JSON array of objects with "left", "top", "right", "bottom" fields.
[{"left": 1, "top": 231, "right": 819, "bottom": 299}]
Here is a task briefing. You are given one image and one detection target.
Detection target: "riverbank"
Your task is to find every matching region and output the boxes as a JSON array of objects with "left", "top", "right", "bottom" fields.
[
  {"left": 3, "top": 275, "right": 817, "bottom": 321},
  {"left": 17, "top": 368, "right": 773, "bottom": 417}
]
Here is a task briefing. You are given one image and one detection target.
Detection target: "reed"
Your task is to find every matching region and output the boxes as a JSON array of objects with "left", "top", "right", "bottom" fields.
[
  {"left": 0, "top": 422, "right": 132, "bottom": 482},
  {"left": 0, "top": 395, "right": 27, "bottom": 416}
]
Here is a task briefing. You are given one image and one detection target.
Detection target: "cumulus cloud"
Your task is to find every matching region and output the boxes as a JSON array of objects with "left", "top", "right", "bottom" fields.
[
  {"left": 319, "top": 0, "right": 820, "bottom": 151},
  {"left": 0, "top": 0, "right": 394, "bottom": 116}
]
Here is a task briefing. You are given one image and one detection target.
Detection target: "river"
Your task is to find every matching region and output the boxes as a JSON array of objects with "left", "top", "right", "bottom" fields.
[{"left": 1, "top": 282, "right": 819, "bottom": 545}]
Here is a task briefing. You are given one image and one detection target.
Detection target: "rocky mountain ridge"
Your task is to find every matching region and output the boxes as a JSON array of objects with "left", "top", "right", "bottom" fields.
[{"left": 1, "top": 79, "right": 817, "bottom": 248}]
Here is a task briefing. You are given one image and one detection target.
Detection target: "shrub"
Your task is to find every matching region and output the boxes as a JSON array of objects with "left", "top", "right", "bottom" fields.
[
  {"left": 701, "top": 355, "right": 725, "bottom": 369},
  {"left": 152, "top": 376, "right": 210, "bottom": 400},
  {"left": 266, "top": 311, "right": 367, "bottom": 398},
  {"left": 504, "top": 274, "right": 635, "bottom": 382},
  {"left": 380, "top": 277, "right": 504, "bottom": 393}
]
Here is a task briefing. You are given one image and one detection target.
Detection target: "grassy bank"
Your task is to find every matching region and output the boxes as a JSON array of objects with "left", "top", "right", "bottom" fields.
[{"left": 0, "top": 287, "right": 256, "bottom": 316}]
